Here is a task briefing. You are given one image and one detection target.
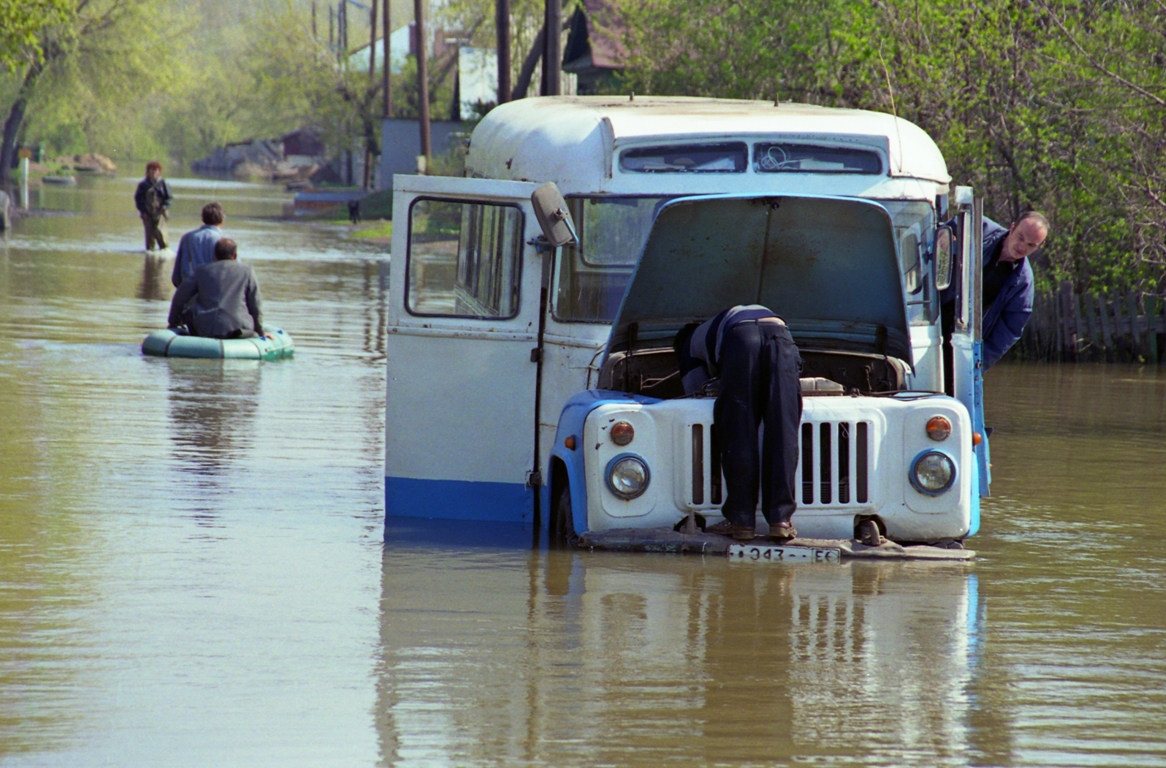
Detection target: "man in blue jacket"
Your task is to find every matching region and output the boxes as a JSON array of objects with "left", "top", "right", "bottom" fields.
[
  {"left": 171, "top": 202, "right": 225, "bottom": 287},
  {"left": 945, "top": 212, "right": 1049, "bottom": 371},
  {"left": 979, "top": 212, "right": 1048, "bottom": 368}
]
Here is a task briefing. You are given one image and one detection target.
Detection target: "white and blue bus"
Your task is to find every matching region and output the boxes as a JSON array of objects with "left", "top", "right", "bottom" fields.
[{"left": 385, "top": 96, "right": 988, "bottom": 547}]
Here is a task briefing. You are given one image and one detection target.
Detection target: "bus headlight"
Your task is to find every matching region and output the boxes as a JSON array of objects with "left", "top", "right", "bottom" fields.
[
  {"left": 910, "top": 451, "right": 956, "bottom": 495},
  {"left": 606, "top": 454, "right": 650, "bottom": 499}
]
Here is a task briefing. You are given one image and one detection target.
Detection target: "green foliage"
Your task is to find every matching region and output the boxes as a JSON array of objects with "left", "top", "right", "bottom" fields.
[
  {"left": 427, "top": 143, "right": 468, "bottom": 177},
  {"left": 1, "top": 0, "right": 465, "bottom": 175},
  {"left": 617, "top": 0, "right": 854, "bottom": 102},
  {"left": 386, "top": 55, "right": 459, "bottom": 123},
  {"left": 351, "top": 218, "right": 392, "bottom": 239},
  {"left": 0, "top": 0, "right": 71, "bottom": 72},
  {"left": 160, "top": 1, "right": 462, "bottom": 163},
  {"left": 20, "top": 0, "right": 184, "bottom": 165},
  {"left": 0, "top": 0, "right": 189, "bottom": 182},
  {"left": 614, "top": 0, "right": 1166, "bottom": 294},
  {"left": 5, "top": 0, "right": 1162, "bottom": 296}
]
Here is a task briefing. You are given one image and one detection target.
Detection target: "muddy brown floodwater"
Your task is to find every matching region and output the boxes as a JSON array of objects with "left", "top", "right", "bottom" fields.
[{"left": 2, "top": 176, "right": 1165, "bottom": 767}]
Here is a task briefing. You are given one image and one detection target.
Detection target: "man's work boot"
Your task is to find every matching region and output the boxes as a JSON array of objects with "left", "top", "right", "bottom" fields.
[
  {"left": 768, "top": 521, "right": 797, "bottom": 541},
  {"left": 707, "top": 519, "right": 756, "bottom": 541}
]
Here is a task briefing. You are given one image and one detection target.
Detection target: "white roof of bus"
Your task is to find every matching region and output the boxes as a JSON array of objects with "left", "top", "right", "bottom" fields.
[{"left": 465, "top": 96, "right": 951, "bottom": 192}]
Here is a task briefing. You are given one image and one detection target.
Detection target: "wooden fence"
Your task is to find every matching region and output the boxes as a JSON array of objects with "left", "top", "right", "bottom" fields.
[{"left": 1012, "top": 282, "right": 1166, "bottom": 363}]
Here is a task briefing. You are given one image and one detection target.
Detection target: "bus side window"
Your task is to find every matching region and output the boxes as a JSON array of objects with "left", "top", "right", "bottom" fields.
[{"left": 407, "top": 198, "right": 523, "bottom": 318}]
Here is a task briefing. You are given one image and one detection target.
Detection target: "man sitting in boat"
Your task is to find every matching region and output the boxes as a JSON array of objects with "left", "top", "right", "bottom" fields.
[
  {"left": 674, "top": 305, "right": 803, "bottom": 541},
  {"left": 167, "top": 238, "right": 273, "bottom": 340}
]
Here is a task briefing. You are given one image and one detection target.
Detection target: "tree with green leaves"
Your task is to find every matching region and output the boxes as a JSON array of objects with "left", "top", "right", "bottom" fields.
[
  {"left": 612, "top": 0, "right": 1166, "bottom": 294},
  {"left": 0, "top": 0, "right": 71, "bottom": 73},
  {"left": 616, "top": 0, "right": 855, "bottom": 103},
  {"left": 223, "top": 0, "right": 463, "bottom": 176},
  {"left": 0, "top": 0, "right": 177, "bottom": 186}
]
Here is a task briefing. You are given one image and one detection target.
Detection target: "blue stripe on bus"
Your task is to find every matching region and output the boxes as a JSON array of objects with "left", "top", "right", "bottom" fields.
[
  {"left": 967, "top": 460, "right": 981, "bottom": 537},
  {"left": 382, "top": 514, "right": 537, "bottom": 548},
  {"left": 384, "top": 476, "right": 534, "bottom": 524}
]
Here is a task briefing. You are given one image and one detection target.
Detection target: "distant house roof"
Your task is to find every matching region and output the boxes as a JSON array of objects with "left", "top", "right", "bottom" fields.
[{"left": 563, "top": 0, "right": 627, "bottom": 74}]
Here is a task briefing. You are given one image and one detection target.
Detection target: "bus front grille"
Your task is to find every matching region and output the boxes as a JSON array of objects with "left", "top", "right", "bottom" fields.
[{"left": 688, "top": 420, "right": 871, "bottom": 509}]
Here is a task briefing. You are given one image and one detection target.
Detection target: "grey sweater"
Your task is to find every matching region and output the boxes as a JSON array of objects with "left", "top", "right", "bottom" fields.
[{"left": 168, "top": 259, "right": 264, "bottom": 338}]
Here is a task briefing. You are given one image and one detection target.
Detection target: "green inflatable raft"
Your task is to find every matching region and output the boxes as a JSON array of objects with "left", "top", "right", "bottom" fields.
[{"left": 141, "top": 327, "right": 294, "bottom": 360}]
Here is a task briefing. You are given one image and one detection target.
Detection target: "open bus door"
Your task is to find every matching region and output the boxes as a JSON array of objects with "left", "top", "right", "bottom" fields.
[
  {"left": 384, "top": 176, "right": 569, "bottom": 527},
  {"left": 950, "top": 187, "right": 991, "bottom": 503}
]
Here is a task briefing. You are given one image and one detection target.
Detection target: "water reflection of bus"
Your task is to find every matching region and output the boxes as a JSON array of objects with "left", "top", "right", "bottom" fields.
[{"left": 375, "top": 550, "right": 982, "bottom": 764}]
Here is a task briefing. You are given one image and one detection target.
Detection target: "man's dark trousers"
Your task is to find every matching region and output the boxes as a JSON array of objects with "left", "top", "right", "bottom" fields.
[{"left": 715, "top": 319, "right": 803, "bottom": 528}]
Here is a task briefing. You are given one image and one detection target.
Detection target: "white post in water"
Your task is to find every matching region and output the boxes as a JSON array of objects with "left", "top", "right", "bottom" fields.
[{"left": 19, "top": 157, "right": 29, "bottom": 210}]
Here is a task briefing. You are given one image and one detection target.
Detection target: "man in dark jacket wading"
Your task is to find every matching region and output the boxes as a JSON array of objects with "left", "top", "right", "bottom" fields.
[{"left": 134, "top": 161, "right": 172, "bottom": 251}]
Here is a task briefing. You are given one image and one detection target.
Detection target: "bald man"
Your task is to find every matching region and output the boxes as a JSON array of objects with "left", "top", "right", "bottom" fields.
[
  {"left": 944, "top": 212, "right": 1049, "bottom": 371},
  {"left": 980, "top": 212, "right": 1048, "bottom": 368}
]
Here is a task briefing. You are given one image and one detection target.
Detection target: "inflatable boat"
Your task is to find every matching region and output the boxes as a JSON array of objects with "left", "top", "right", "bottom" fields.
[{"left": 141, "top": 327, "right": 294, "bottom": 360}]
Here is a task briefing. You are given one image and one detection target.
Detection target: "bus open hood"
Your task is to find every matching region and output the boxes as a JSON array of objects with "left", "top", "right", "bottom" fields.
[{"left": 606, "top": 194, "right": 913, "bottom": 365}]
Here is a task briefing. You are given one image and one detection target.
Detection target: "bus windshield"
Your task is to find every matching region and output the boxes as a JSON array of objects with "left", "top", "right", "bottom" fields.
[
  {"left": 553, "top": 195, "right": 938, "bottom": 326},
  {"left": 553, "top": 196, "right": 668, "bottom": 323}
]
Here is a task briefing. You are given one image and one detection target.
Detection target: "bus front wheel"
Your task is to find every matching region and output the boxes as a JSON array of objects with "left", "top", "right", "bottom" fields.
[{"left": 552, "top": 483, "right": 578, "bottom": 548}]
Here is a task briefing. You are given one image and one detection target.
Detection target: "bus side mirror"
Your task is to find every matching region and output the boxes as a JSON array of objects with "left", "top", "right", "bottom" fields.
[
  {"left": 934, "top": 226, "right": 954, "bottom": 291},
  {"left": 531, "top": 182, "right": 579, "bottom": 248}
]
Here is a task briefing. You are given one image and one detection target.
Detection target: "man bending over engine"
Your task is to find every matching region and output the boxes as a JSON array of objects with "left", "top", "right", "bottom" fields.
[{"left": 675, "top": 305, "right": 803, "bottom": 541}]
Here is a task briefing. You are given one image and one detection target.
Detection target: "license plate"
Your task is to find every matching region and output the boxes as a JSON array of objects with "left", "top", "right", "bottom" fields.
[{"left": 727, "top": 544, "right": 841, "bottom": 563}]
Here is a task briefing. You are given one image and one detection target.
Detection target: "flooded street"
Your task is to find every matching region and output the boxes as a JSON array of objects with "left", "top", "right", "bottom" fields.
[{"left": 3, "top": 177, "right": 1166, "bottom": 766}]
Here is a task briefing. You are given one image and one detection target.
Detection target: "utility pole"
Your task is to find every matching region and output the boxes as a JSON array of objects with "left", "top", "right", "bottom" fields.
[
  {"left": 329, "top": 5, "right": 334, "bottom": 50},
  {"left": 340, "top": 0, "right": 350, "bottom": 183},
  {"left": 496, "top": 0, "right": 510, "bottom": 104},
  {"left": 312, "top": 1, "right": 318, "bottom": 40},
  {"left": 383, "top": 0, "right": 392, "bottom": 118},
  {"left": 543, "top": 0, "right": 561, "bottom": 95},
  {"left": 365, "top": 0, "right": 378, "bottom": 189},
  {"left": 414, "top": 0, "right": 431, "bottom": 166},
  {"left": 368, "top": 1, "right": 378, "bottom": 80}
]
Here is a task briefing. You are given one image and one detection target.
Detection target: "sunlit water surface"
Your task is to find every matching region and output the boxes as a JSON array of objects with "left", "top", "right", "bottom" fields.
[{"left": 1, "top": 177, "right": 1165, "bottom": 767}]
